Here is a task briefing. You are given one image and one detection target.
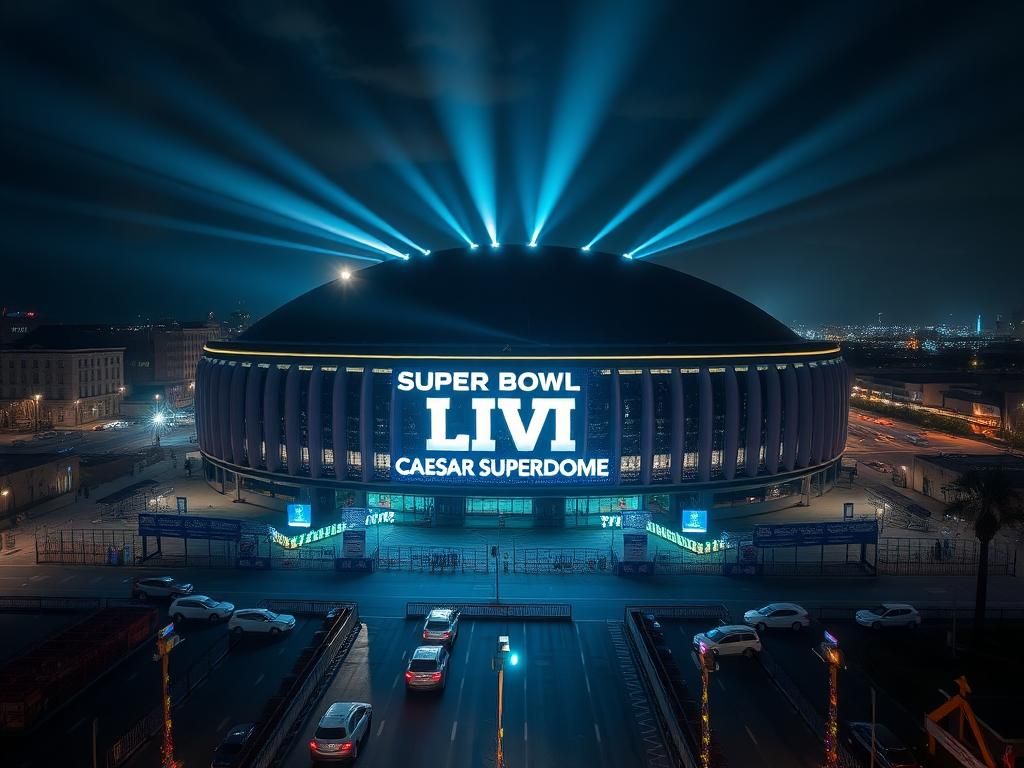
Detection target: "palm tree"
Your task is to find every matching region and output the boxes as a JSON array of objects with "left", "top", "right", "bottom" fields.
[{"left": 946, "top": 468, "right": 1023, "bottom": 645}]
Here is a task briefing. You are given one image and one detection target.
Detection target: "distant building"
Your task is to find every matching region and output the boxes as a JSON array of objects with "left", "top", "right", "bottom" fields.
[
  {"left": 0, "top": 327, "right": 125, "bottom": 428},
  {"left": 0, "top": 309, "right": 41, "bottom": 346},
  {"left": 911, "top": 453, "right": 1024, "bottom": 504},
  {"left": 0, "top": 453, "right": 80, "bottom": 525}
]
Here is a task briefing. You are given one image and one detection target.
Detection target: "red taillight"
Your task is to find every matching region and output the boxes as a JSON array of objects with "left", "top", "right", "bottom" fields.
[
  {"left": 309, "top": 740, "right": 317, "bottom": 750},
  {"left": 423, "top": 630, "right": 429, "bottom": 638},
  {"left": 441, "top": 631, "right": 451, "bottom": 638},
  {"left": 405, "top": 670, "right": 414, "bottom": 680},
  {"left": 431, "top": 671, "right": 442, "bottom": 681},
  {"left": 340, "top": 742, "right": 353, "bottom": 753}
]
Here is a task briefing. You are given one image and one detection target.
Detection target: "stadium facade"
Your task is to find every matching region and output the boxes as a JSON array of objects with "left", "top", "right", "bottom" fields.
[{"left": 196, "top": 246, "right": 848, "bottom": 530}]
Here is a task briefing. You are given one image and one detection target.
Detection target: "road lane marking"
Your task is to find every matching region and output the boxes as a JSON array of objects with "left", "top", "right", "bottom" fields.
[
  {"left": 401, "top": 649, "right": 407, "bottom": 661},
  {"left": 524, "top": 721, "right": 528, "bottom": 740},
  {"left": 29, "top": 574, "right": 46, "bottom": 582},
  {"left": 574, "top": 624, "right": 592, "bottom": 696},
  {"left": 460, "top": 678, "right": 465, "bottom": 692},
  {"left": 716, "top": 678, "right": 726, "bottom": 692},
  {"left": 594, "top": 723, "right": 601, "bottom": 743},
  {"left": 58, "top": 575, "right": 75, "bottom": 584},
  {"left": 377, "top": 719, "right": 385, "bottom": 737},
  {"left": 70, "top": 718, "right": 86, "bottom": 732},
  {"left": 450, "top": 721, "right": 458, "bottom": 742},
  {"left": 393, "top": 673, "right": 401, "bottom": 689},
  {"left": 253, "top": 673, "right": 265, "bottom": 687},
  {"left": 745, "top": 725, "right": 758, "bottom": 745},
  {"left": 277, "top": 646, "right": 286, "bottom": 655},
  {"left": 218, "top": 716, "right": 231, "bottom": 733},
  {"left": 127, "top": 672, "right": 138, "bottom": 682}
]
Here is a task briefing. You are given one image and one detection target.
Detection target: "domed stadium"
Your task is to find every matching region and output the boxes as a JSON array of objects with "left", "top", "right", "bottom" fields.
[{"left": 197, "top": 245, "right": 847, "bottom": 530}]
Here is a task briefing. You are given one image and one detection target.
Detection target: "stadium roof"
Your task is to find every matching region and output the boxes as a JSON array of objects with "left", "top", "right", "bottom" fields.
[{"left": 229, "top": 246, "right": 830, "bottom": 358}]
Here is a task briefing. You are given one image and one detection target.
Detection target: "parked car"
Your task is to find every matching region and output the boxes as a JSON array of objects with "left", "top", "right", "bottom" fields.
[
  {"left": 132, "top": 576, "right": 193, "bottom": 600},
  {"left": 210, "top": 722, "right": 256, "bottom": 768},
  {"left": 170, "top": 595, "right": 235, "bottom": 624},
  {"left": 228, "top": 608, "right": 296, "bottom": 635},
  {"left": 641, "top": 613, "right": 664, "bottom": 641},
  {"left": 692, "top": 625, "right": 762, "bottom": 657},
  {"left": 865, "top": 460, "right": 891, "bottom": 473},
  {"left": 743, "top": 603, "right": 810, "bottom": 632},
  {"left": 309, "top": 701, "right": 372, "bottom": 762},
  {"left": 846, "top": 722, "right": 920, "bottom": 767},
  {"left": 855, "top": 603, "right": 921, "bottom": 629},
  {"left": 421, "top": 608, "right": 459, "bottom": 646},
  {"left": 405, "top": 645, "right": 450, "bottom": 692}
]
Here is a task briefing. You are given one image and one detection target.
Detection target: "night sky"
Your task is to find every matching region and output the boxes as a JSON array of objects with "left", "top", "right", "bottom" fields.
[{"left": 1, "top": 0, "right": 1022, "bottom": 327}]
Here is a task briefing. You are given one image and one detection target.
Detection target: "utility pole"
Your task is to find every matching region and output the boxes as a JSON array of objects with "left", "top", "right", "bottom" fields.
[{"left": 491, "top": 545, "right": 500, "bottom": 603}]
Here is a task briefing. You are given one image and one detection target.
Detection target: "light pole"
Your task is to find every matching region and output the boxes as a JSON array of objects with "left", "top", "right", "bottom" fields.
[
  {"left": 818, "top": 630, "right": 844, "bottom": 767},
  {"left": 32, "top": 394, "right": 42, "bottom": 432},
  {"left": 492, "top": 634, "right": 518, "bottom": 768},
  {"left": 695, "top": 640, "right": 718, "bottom": 768},
  {"left": 154, "top": 623, "right": 183, "bottom": 768}
]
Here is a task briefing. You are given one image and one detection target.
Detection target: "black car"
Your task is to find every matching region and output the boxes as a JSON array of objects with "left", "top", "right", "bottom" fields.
[
  {"left": 846, "top": 722, "right": 919, "bottom": 768},
  {"left": 211, "top": 723, "right": 256, "bottom": 768}
]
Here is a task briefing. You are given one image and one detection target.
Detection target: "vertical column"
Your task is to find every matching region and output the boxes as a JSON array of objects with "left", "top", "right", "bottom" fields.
[
  {"left": 284, "top": 365, "right": 300, "bottom": 475},
  {"left": 744, "top": 366, "right": 761, "bottom": 477},
  {"left": 228, "top": 363, "right": 246, "bottom": 465},
  {"left": 670, "top": 369, "right": 683, "bottom": 485},
  {"left": 195, "top": 359, "right": 208, "bottom": 452},
  {"left": 389, "top": 373, "right": 399, "bottom": 481},
  {"left": 640, "top": 368, "right": 654, "bottom": 486},
  {"left": 838, "top": 361, "right": 850, "bottom": 455},
  {"left": 217, "top": 363, "right": 232, "bottom": 462},
  {"left": 811, "top": 364, "right": 825, "bottom": 465},
  {"left": 360, "top": 369, "right": 374, "bottom": 483},
  {"left": 610, "top": 370, "right": 622, "bottom": 485},
  {"left": 244, "top": 365, "right": 262, "bottom": 468},
  {"left": 764, "top": 364, "right": 781, "bottom": 475},
  {"left": 782, "top": 365, "right": 798, "bottom": 471},
  {"left": 263, "top": 365, "right": 282, "bottom": 472},
  {"left": 723, "top": 367, "right": 739, "bottom": 481},
  {"left": 206, "top": 361, "right": 222, "bottom": 457},
  {"left": 332, "top": 369, "right": 347, "bottom": 481},
  {"left": 308, "top": 367, "right": 323, "bottom": 478},
  {"left": 796, "top": 364, "right": 812, "bottom": 468},
  {"left": 697, "top": 368, "right": 713, "bottom": 482},
  {"left": 822, "top": 363, "right": 836, "bottom": 461}
]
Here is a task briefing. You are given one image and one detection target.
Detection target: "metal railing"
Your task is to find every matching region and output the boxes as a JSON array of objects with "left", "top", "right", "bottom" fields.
[
  {"left": 259, "top": 599, "right": 356, "bottom": 617},
  {"left": 512, "top": 547, "right": 611, "bottom": 574},
  {"left": 375, "top": 545, "right": 490, "bottom": 573},
  {"left": 876, "top": 537, "right": 1015, "bottom": 577},
  {"left": 626, "top": 603, "right": 731, "bottom": 622},
  {"left": 405, "top": 601, "right": 572, "bottom": 620}
]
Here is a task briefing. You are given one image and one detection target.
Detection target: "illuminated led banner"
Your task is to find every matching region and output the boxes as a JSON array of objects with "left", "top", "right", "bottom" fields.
[{"left": 393, "top": 368, "right": 609, "bottom": 485}]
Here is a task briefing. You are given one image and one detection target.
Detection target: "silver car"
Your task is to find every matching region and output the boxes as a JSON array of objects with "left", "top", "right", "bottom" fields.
[
  {"left": 132, "top": 576, "right": 193, "bottom": 600},
  {"left": 309, "top": 701, "right": 372, "bottom": 763},
  {"left": 743, "top": 603, "right": 810, "bottom": 632},
  {"left": 421, "top": 608, "right": 459, "bottom": 646},
  {"left": 855, "top": 603, "right": 921, "bottom": 629},
  {"left": 405, "top": 646, "right": 450, "bottom": 692}
]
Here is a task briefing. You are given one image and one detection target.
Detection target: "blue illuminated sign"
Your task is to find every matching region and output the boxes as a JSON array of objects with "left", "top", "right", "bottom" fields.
[
  {"left": 392, "top": 367, "right": 609, "bottom": 485},
  {"left": 287, "top": 503, "right": 311, "bottom": 528},
  {"left": 681, "top": 509, "right": 708, "bottom": 533},
  {"left": 752, "top": 520, "right": 878, "bottom": 547}
]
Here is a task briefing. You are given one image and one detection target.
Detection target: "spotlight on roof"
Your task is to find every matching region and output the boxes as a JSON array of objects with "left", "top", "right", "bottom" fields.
[
  {"left": 469, "top": 243, "right": 479, "bottom": 250},
  {"left": 490, "top": 241, "right": 500, "bottom": 248},
  {"left": 399, "top": 252, "right": 411, "bottom": 260},
  {"left": 623, "top": 252, "right": 633, "bottom": 259},
  {"left": 528, "top": 240, "right": 538, "bottom": 248},
  {"left": 581, "top": 245, "right": 591, "bottom": 252},
  {"left": 423, "top": 249, "right": 431, "bottom": 256},
  {"left": 340, "top": 269, "right": 352, "bottom": 281}
]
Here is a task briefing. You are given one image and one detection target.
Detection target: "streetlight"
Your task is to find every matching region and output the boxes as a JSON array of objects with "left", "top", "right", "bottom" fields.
[
  {"left": 817, "top": 630, "right": 844, "bottom": 767},
  {"left": 74, "top": 400, "right": 80, "bottom": 427},
  {"left": 154, "top": 623, "right": 184, "bottom": 768},
  {"left": 32, "top": 394, "right": 42, "bottom": 432},
  {"left": 492, "top": 634, "right": 517, "bottom": 768},
  {"left": 695, "top": 641, "right": 718, "bottom": 768}
]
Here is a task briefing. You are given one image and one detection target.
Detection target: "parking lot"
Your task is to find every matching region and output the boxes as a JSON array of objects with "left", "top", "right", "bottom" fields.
[{"left": 283, "top": 617, "right": 657, "bottom": 768}]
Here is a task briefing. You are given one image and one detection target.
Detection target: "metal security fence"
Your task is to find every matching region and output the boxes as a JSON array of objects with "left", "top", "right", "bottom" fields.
[
  {"left": 876, "top": 537, "right": 1016, "bottom": 577},
  {"left": 35, "top": 528, "right": 142, "bottom": 565},
  {"left": 406, "top": 602, "right": 572, "bottom": 620},
  {"left": 272, "top": 545, "right": 337, "bottom": 570},
  {"left": 375, "top": 545, "right": 491, "bottom": 573},
  {"left": 512, "top": 547, "right": 611, "bottom": 574}
]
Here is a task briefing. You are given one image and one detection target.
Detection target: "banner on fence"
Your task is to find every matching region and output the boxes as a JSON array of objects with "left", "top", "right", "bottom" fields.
[
  {"left": 236, "top": 556, "right": 272, "bottom": 570},
  {"left": 622, "top": 533, "right": 648, "bottom": 562},
  {"left": 335, "top": 557, "right": 375, "bottom": 572},
  {"left": 342, "top": 529, "right": 366, "bottom": 558},
  {"left": 138, "top": 513, "right": 241, "bottom": 541},
  {"left": 752, "top": 520, "right": 878, "bottom": 547}
]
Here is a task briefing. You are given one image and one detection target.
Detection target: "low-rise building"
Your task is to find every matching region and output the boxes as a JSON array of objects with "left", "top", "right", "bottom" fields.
[
  {"left": 911, "top": 453, "right": 1024, "bottom": 504},
  {"left": 0, "top": 453, "right": 80, "bottom": 525}
]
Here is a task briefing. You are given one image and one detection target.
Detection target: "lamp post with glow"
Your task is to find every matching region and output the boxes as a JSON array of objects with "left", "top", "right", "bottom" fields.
[
  {"left": 492, "top": 634, "right": 518, "bottom": 768},
  {"left": 32, "top": 394, "right": 42, "bottom": 432},
  {"left": 154, "top": 622, "right": 183, "bottom": 768},
  {"left": 695, "top": 640, "right": 718, "bottom": 768},
  {"left": 817, "top": 630, "right": 844, "bottom": 767}
]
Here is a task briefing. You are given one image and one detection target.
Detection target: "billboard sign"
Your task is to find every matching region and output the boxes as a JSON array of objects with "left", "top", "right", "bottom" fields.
[
  {"left": 138, "top": 513, "right": 241, "bottom": 541},
  {"left": 622, "top": 533, "right": 648, "bottom": 562},
  {"left": 287, "top": 503, "right": 311, "bottom": 528},
  {"left": 175, "top": 496, "right": 188, "bottom": 515},
  {"left": 752, "top": 520, "right": 878, "bottom": 547},
  {"left": 343, "top": 529, "right": 366, "bottom": 558},
  {"left": 392, "top": 368, "right": 609, "bottom": 485},
  {"left": 681, "top": 509, "right": 708, "bottom": 533}
]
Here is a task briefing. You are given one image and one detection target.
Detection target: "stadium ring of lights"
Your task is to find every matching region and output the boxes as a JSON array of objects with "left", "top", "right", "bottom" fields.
[{"left": 197, "top": 245, "right": 848, "bottom": 529}]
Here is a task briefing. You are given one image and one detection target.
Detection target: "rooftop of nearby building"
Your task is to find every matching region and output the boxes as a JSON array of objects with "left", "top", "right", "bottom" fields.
[
  {"left": 916, "top": 453, "right": 1024, "bottom": 488},
  {"left": 0, "top": 452, "right": 76, "bottom": 475}
]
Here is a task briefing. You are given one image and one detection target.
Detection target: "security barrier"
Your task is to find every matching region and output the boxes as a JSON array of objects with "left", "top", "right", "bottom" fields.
[{"left": 405, "top": 601, "right": 572, "bottom": 620}]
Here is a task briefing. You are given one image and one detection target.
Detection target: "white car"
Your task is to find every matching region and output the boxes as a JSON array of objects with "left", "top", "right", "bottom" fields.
[
  {"left": 132, "top": 576, "right": 193, "bottom": 600},
  {"left": 743, "top": 603, "right": 811, "bottom": 632},
  {"left": 309, "top": 701, "right": 372, "bottom": 762},
  {"left": 169, "top": 595, "right": 235, "bottom": 624},
  {"left": 421, "top": 608, "right": 460, "bottom": 647},
  {"left": 692, "top": 625, "right": 762, "bottom": 657},
  {"left": 228, "top": 609, "right": 296, "bottom": 636},
  {"left": 855, "top": 603, "right": 921, "bottom": 629}
]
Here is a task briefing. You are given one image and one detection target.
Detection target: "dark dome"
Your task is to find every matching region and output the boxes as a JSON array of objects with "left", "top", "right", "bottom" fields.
[{"left": 234, "top": 245, "right": 808, "bottom": 356}]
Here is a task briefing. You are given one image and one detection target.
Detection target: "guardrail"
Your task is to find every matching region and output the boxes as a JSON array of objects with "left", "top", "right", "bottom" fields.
[
  {"left": 809, "top": 603, "right": 1024, "bottom": 623},
  {"left": 626, "top": 604, "right": 731, "bottom": 622},
  {"left": 241, "top": 605, "right": 360, "bottom": 768},
  {"left": 259, "top": 599, "right": 356, "bottom": 617},
  {"left": 623, "top": 609, "right": 698, "bottom": 768},
  {"left": 405, "top": 602, "right": 572, "bottom": 620},
  {"left": 0, "top": 595, "right": 137, "bottom": 613}
]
